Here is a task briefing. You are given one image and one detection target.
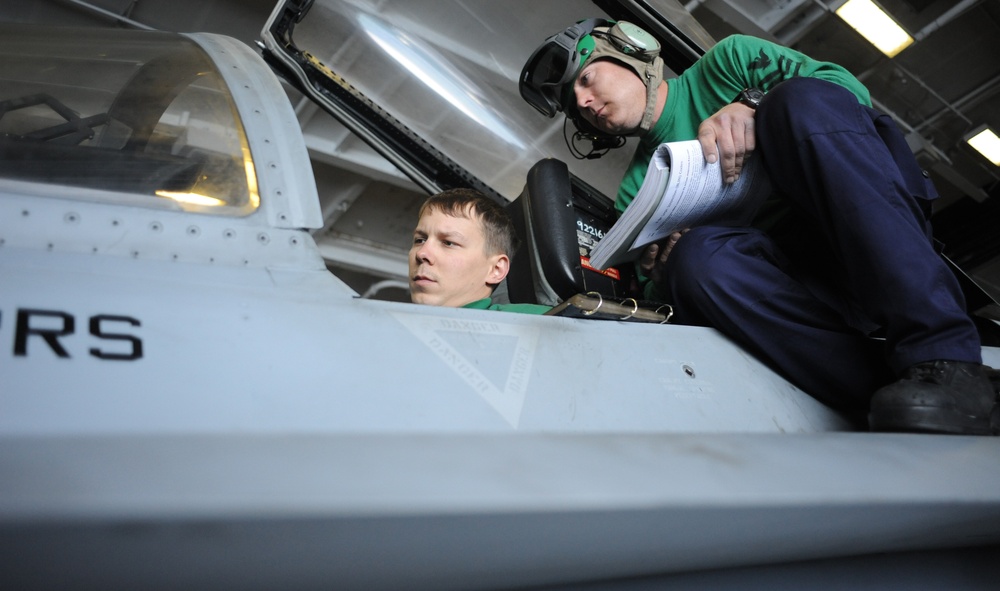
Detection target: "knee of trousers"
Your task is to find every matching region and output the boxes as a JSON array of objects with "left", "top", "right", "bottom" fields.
[
  {"left": 664, "top": 226, "right": 770, "bottom": 305},
  {"left": 756, "top": 77, "right": 867, "bottom": 142}
]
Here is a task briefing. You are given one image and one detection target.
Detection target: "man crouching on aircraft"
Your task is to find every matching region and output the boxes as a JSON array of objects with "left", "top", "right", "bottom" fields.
[
  {"left": 519, "top": 19, "right": 999, "bottom": 434},
  {"left": 409, "top": 188, "right": 550, "bottom": 314}
]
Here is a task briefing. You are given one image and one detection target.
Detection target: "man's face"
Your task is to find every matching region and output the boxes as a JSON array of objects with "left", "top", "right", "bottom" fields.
[
  {"left": 573, "top": 59, "right": 647, "bottom": 135},
  {"left": 409, "top": 207, "right": 507, "bottom": 307}
]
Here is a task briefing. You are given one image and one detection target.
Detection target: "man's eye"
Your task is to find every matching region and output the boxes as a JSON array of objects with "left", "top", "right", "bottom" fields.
[{"left": 413, "top": 237, "right": 426, "bottom": 245}]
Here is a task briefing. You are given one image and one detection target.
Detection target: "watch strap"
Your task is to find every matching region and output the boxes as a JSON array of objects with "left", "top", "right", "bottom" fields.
[{"left": 733, "top": 87, "right": 764, "bottom": 109}]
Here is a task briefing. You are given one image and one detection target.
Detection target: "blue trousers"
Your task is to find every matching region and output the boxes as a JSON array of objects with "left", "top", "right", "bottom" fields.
[{"left": 663, "top": 77, "right": 982, "bottom": 410}]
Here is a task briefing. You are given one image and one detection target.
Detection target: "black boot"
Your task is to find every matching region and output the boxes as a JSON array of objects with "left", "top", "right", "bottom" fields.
[{"left": 868, "top": 360, "right": 999, "bottom": 435}]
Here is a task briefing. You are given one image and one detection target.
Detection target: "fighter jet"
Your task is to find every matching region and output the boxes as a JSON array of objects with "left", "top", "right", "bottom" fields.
[{"left": 2, "top": 1, "right": 999, "bottom": 589}]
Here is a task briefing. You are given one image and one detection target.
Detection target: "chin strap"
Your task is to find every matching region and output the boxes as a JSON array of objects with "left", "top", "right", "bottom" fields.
[{"left": 636, "top": 56, "right": 664, "bottom": 135}]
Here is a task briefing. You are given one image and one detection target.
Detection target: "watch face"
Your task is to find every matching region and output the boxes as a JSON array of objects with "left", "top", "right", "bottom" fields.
[{"left": 742, "top": 88, "right": 764, "bottom": 106}]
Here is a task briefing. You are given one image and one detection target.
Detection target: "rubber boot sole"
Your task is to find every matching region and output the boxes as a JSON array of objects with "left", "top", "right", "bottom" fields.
[{"left": 868, "top": 403, "right": 994, "bottom": 435}]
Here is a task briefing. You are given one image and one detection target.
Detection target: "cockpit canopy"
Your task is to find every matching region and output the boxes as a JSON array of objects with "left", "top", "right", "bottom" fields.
[{"left": 0, "top": 24, "right": 258, "bottom": 216}]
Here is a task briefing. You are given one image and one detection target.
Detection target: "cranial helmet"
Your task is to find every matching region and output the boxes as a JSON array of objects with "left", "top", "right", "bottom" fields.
[{"left": 519, "top": 18, "right": 664, "bottom": 137}]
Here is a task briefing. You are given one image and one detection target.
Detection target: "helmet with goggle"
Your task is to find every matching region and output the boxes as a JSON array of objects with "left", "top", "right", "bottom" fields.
[{"left": 519, "top": 18, "right": 664, "bottom": 138}]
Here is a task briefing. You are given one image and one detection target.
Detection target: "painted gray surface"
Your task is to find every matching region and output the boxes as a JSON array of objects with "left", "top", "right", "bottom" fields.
[{"left": 3, "top": 433, "right": 1000, "bottom": 590}]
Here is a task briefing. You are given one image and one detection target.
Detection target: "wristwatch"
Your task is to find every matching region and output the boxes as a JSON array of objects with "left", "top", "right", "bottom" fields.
[{"left": 733, "top": 87, "right": 765, "bottom": 109}]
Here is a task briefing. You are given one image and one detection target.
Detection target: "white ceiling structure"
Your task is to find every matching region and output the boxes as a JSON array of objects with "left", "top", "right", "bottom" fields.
[{"left": 4, "top": 0, "right": 1000, "bottom": 303}]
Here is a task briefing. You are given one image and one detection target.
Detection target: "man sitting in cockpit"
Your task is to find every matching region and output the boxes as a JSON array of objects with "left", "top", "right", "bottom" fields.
[{"left": 409, "top": 189, "right": 550, "bottom": 314}]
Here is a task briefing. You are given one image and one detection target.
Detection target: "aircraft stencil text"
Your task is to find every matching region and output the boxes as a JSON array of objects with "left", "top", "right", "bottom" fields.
[{"left": 6, "top": 308, "right": 143, "bottom": 361}]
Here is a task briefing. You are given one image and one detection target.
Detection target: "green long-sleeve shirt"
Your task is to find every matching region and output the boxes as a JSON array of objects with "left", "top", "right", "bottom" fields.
[{"left": 616, "top": 34, "right": 871, "bottom": 214}]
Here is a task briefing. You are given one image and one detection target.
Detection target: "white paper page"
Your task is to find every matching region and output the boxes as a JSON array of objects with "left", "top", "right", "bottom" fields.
[{"left": 631, "top": 141, "right": 771, "bottom": 249}]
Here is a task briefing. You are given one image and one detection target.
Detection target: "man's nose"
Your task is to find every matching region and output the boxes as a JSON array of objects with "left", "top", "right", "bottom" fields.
[{"left": 414, "top": 242, "right": 432, "bottom": 263}]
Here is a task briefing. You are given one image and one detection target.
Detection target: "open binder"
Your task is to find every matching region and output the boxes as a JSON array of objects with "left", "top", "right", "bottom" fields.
[{"left": 546, "top": 292, "right": 673, "bottom": 324}]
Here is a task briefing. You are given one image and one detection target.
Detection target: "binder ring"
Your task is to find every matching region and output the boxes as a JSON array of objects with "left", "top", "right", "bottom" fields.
[
  {"left": 619, "top": 298, "right": 638, "bottom": 320},
  {"left": 655, "top": 303, "right": 674, "bottom": 324},
  {"left": 583, "top": 291, "right": 603, "bottom": 315}
]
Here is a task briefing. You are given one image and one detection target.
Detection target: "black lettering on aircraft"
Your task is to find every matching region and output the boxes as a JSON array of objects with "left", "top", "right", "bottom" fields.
[
  {"left": 90, "top": 315, "right": 143, "bottom": 361},
  {"left": 15, "top": 309, "right": 73, "bottom": 358},
  {"left": 12, "top": 308, "right": 143, "bottom": 361}
]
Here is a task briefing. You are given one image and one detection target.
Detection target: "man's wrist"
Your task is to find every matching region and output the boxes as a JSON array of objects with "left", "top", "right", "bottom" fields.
[{"left": 732, "top": 87, "right": 765, "bottom": 109}]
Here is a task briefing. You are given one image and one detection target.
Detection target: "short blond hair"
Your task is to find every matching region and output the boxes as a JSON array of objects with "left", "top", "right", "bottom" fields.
[{"left": 418, "top": 188, "right": 519, "bottom": 257}]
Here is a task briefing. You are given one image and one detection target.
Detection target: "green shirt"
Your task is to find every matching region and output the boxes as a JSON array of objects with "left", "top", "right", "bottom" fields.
[
  {"left": 616, "top": 34, "right": 871, "bottom": 214},
  {"left": 614, "top": 35, "right": 870, "bottom": 300},
  {"left": 462, "top": 298, "right": 551, "bottom": 315}
]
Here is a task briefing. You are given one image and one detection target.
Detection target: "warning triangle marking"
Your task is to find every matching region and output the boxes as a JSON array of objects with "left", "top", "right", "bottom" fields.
[{"left": 392, "top": 312, "right": 540, "bottom": 427}]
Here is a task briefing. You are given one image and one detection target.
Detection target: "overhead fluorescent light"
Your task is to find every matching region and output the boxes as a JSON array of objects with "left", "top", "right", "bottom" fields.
[
  {"left": 836, "top": 0, "right": 914, "bottom": 57},
  {"left": 965, "top": 125, "right": 1000, "bottom": 167}
]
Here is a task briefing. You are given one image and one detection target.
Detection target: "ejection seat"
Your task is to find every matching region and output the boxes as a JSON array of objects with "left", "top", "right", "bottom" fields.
[
  {"left": 505, "top": 158, "right": 635, "bottom": 307},
  {"left": 504, "top": 158, "right": 674, "bottom": 323}
]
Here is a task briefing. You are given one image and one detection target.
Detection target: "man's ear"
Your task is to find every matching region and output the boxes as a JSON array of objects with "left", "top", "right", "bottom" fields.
[{"left": 486, "top": 254, "right": 510, "bottom": 286}]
